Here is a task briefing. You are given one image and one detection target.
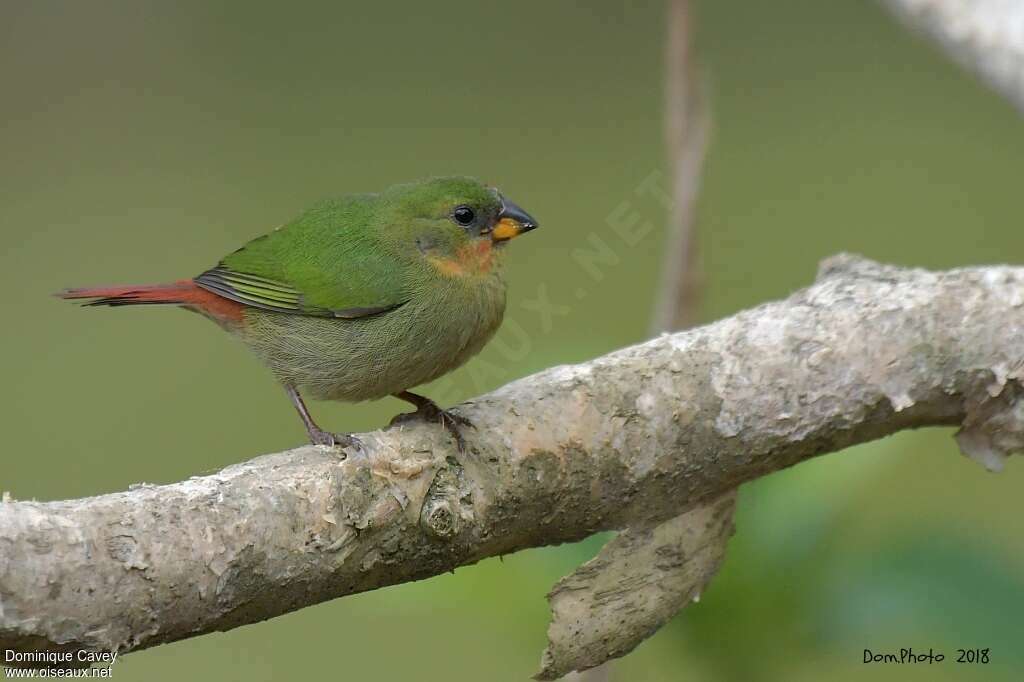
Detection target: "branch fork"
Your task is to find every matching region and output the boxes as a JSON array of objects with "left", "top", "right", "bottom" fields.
[{"left": 2, "top": 256, "right": 1024, "bottom": 678}]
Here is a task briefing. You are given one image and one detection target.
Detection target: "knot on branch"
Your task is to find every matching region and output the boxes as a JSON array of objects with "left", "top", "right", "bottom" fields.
[
  {"left": 419, "top": 458, "right": 473, "bottom": 540},
  {"left": 956, "top": 375, "right": 1024, "bottom": 472}
]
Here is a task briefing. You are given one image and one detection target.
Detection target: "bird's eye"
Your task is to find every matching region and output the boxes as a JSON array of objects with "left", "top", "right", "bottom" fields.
[{"left": 452, "top": 206, "right": 475, "bottom": 226}]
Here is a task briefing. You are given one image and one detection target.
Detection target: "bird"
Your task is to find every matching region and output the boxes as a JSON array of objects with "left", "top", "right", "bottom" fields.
[{"left": 59, "top": 176, "right": 538, "bottom": 452}]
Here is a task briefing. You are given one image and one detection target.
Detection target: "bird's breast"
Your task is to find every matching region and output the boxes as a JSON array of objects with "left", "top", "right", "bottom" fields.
[{"left": 240, "top": 269, "right": 507, "bottom": 402}]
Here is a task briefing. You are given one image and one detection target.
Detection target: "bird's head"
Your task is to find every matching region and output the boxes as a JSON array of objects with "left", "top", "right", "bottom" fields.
[{"left": 381, "top": 177, "right": 539, "bottom": 276}]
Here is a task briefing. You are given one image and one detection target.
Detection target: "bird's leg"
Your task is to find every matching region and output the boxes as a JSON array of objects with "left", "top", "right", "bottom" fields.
[
  {"left": 284, "top": 385, "right": 359, "bottom": 451},
  {"left": 389, "top": 390, "right": 474, "bottom": 452}
]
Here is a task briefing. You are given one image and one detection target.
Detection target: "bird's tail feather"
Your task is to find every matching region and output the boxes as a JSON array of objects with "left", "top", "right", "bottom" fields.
[
  {"left": 58, "top": 280, "right": 247, "bottom": 325},
  {"left": 57, "top": 281, "right": 199, "bottom": 307}
]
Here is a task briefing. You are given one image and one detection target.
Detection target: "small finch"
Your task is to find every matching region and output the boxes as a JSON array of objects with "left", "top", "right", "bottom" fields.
[{"left": 60, "top": 177, "right": 539, "bottom": 451}]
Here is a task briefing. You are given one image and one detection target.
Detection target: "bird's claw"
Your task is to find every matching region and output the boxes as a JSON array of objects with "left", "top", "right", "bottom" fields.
[
  {"left": 390, "top": 404, "right": 474, "bottom": 452},
  {"left": 308, "top": 427, "right": 360, "bottom": 454},
  {"left": 440, "top": 410, "right": 474, "bottom": 429}
]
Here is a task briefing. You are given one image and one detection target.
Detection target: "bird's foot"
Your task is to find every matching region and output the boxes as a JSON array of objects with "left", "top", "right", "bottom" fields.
[
  {"left": 307, "top": 426, "right": 360, "bottom": 454},
  {"left": 389, "top": 401, "right": 474, "bottom": 452}
]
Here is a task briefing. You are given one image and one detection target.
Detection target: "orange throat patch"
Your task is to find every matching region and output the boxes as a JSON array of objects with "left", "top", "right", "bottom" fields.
[{"left": 428, "top": 239, "right": 496, "bottom": 277}]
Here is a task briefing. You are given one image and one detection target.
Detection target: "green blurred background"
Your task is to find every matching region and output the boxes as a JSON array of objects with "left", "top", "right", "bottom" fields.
[{"left": 3, "top": 0, "right": 1023, "bottom": 680}]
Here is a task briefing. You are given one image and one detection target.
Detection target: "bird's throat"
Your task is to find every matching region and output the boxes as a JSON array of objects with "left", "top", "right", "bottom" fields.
[{"left": 427, "top": 239, "right": 497, "bottom": 278}]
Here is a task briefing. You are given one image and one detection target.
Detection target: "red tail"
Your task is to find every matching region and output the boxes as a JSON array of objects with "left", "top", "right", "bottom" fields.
[
  {"left": 59, "top": 280, "right": 197, "bottom": 306},
  {"left": 58, "top": 280, "right": 244, "bottom": 323}
]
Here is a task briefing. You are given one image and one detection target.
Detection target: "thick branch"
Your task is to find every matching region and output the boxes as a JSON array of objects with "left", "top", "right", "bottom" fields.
[
  {"left": 880, "top": 0, "right": 1024, "bottom": 112},
  {"left": 2, "top": 256, "right": 1024, "bottom": 674},
  {"left": 538, "top": 2, "right": 727, "bottom": 677}
]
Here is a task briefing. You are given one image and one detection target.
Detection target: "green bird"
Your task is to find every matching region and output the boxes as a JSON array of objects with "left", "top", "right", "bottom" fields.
[{"left": 60, "top": 177, "right": 538, "bottom": 451}]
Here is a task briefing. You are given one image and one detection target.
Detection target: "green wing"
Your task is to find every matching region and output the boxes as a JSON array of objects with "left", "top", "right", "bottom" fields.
[
  {"left": 194, "top": 265, "right": 405, "bottom": 318},
  {"left": 194, "top": 198, "right": 408, "bottom": 319}
]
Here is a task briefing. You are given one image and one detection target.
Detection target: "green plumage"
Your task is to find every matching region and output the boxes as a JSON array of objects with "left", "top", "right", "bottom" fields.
[
  {"left": 201, "top": 177, "right": 514, "bottom": 400},
  {"left": 198, "top": 193, "right": 405, "bottom": 316},
  {"left": 63, "top": 176, "right": 538, "bottom": 447},
  {"left": 241, "top": 275, "right": 506, "bottom": 401}
]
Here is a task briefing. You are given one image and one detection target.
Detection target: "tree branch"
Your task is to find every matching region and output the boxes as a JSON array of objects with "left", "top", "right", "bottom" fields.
[
  {"left": 880, "top": 0, "right": 1024, "bottom": 112},
  {"left": 3, "top": 256, "right": 1024, "bottom": 677},
  {"left": 537, "top": 2, "right": 726, "bottom": 677}
]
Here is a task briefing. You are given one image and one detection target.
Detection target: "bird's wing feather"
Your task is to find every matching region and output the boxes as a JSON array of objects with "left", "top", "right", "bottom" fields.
[
  {"left": 194, "top": 198, "right": 409, "bottom": 319},
  {"left": 195, "top": 266, "right": 406, "bottom": 318}
]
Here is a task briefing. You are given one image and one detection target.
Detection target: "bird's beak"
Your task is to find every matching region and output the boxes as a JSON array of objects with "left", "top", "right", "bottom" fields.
[{"left": 492, "top": 197, "right": 539, "bottom": 242}]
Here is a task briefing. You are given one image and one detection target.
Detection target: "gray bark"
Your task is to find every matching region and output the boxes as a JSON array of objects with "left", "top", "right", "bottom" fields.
[
  {"left": 880, "top": 0, "right": 1024, "bottom": 112},
  {"left": 538, "top": 492, "right": 735, "bottom": 679},
  {"left": 537, "top": 2, "right": 731, "bottom": 677},
  {"left": 2, "top": 256, "right": 1024, "bottom": 678}
]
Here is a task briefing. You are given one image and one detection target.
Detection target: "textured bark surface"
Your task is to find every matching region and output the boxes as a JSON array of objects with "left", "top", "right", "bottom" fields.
[
  {"left": 3, "top": 256, "right": 1024, "bottom": 677},
  {"left": 537, "top": 2, "right": 734, "bottom": 676},
  {"left": 538, "top": 492, "right": 735, "bottom": 680},
  {"left": 881, "top": 0, "right": 1024, "bottom": 112}
]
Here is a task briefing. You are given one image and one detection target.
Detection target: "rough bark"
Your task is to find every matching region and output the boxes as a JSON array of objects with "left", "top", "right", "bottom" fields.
[
  {"left": 537, "top": 1, "right": 727, "bottom": 677},
  {"left": 2, "top": 256, "right": 1024, "bottom": 677},
  {"left": 880, "top": 0, "right": 1024, "bottom": 112},
  {"left": 538, "top": 492, "right": 734, "bottom": 679}
]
